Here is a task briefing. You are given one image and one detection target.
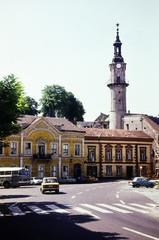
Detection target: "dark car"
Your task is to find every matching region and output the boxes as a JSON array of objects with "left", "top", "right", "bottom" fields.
[
  {"left": 59, "top": 176, "right": 77, "bottom": 184},
  {"left": 77, "top": 176, "right": 98, "bottom": 183},
  {"left": 132, "top": 177, "right": 155, "bottom": 188}
]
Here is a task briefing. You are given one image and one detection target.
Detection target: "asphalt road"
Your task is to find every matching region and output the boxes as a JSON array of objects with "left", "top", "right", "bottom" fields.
[{"left": 0, "top": 180, "right": 159, "bottom": 240}]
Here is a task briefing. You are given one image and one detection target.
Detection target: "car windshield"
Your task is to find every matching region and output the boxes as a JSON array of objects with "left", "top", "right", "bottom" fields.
[{"left": 44, "top": 178, "right": 57, "bottom": 183}]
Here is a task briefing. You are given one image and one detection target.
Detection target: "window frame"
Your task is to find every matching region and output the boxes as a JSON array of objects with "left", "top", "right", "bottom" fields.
[
  {"left": 36, "top": 141, "right": 46, "bottom": 156},
  {"left": 140, "top": 147, "right": 147, "bottom": 161},
  {"left": 62, "top": 165, "right": 69, "bottom": 177},
  {"left": 106, "top": 165, "right": 112, "bottom": 176},
  {"left": 88, "top": 146, "right": 96, "bottom": 162},
  {"left": 62, "top": 143, "right": 69, "bottom": 157},
  {"left": 10, "top": 141, "right": 18, "bottom": 156},
  {"left": 116, "top": 165, "right": 122, "bottom": 176},
  {"left": 24, "top": 141, "right": 32, "bottom": 156},
  {"left": 115, "top": 145, "right": 122, "bottom": 161},
  {"left": 50, "top": 165, "right": 58, "bottom": 177},
  {"left": 51, "top": 143, "right": 58, "bottom": 156},
  {"left": 126, "top": 145, "right": 133, "bottom": 161},
  {"left": 105, "top": 145, "right": 112, "bottom": 161},
  {"left": 74, "top": 143, "right": 81, "bottom": 157}
]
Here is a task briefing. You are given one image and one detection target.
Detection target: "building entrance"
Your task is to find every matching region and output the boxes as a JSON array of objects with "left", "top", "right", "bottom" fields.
[
  {"left": 74, "top": 164, "right": 81, "bottom": 178},
  {"left": 126, "top": 166, "right": 133, "bottom": 179}
]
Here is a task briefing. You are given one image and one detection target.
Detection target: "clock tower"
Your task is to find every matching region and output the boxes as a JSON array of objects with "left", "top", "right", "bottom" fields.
[{"left": 107, "top": 24, "right": 129, "bottom": 129}]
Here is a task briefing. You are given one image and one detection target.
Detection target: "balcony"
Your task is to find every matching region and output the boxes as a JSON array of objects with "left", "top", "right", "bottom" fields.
[{"left": 33, "top": 154, "right": 52, "bottom": 160}]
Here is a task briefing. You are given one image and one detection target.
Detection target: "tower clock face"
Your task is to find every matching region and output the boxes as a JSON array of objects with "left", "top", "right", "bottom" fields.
[{"left": 116, "top": 63, "right": 121, "bottom": 68}]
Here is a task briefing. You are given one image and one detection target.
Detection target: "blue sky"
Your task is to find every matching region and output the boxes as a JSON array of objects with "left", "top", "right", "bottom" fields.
[{"left": 0, "top": 0, "right": 159, "bottom": 120}]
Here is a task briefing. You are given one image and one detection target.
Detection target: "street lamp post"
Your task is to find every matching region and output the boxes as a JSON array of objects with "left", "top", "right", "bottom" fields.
[{"left": 140, "top": 166, "right": 143, "bottom": 177}]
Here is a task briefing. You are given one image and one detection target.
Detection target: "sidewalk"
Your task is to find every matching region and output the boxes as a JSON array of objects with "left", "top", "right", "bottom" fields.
[{"left": 138, "top": 188, "right": 159, "bottom": 205}]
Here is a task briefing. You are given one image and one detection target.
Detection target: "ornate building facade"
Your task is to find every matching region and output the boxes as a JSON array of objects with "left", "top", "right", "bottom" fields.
[{"left": 0, "top": 115, "right": 85, "bottom": 178}]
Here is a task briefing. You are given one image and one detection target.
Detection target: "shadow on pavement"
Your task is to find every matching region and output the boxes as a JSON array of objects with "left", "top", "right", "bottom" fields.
[
  {"left": 0, "top": 195, "right": 30, "bottom": 199},
  {"left": 0, "top": 201, "right": 128, "bottom": 240}
]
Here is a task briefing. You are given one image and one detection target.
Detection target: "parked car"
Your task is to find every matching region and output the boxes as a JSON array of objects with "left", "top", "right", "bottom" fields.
[
  {"left": 30, "top": 177, "right": 43, "bottom": 185},
  {"left": 131, "top": 177, "right": 156, "bottom": 188},
  {"left": 40, "top": 177, "right": 59, "bottom": 194},
  {"left": 59, "top": 176, "right": 77, "bottom": 184},
  {"left": 77, "top": 176, "right": 98, "bottom": 183}
]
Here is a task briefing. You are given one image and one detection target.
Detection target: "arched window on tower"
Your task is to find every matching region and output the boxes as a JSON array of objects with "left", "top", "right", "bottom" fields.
[{"left": 117, "top": 76, "right": 120, "bottom": 83}]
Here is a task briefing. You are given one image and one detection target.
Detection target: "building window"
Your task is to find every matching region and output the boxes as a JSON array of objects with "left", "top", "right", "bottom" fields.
[
  {"left": 51, "top": 143, "right": 58, "bottom": 156},
  {"left": 88, "top": 146, "right": 96, "bottom": 161},
  {"left": 10, "top": 141, "right": 18, "bottom": 155},
  {"left": 75, "top": 144, "right": 81, "bottom": 156},
  {"left": 50, "top": 165, "right": 58, "bottom": 177},
  {"left": 116, "top": 166, "right": 122, "bottom": 176},
  {"left": 115, "top": 145, "right": 122, "bottom": 161},
  {"left": 62, "top": 144, "right": 69, "bottom": 156},
  {"left": 0, "top": 142, "right": 4, "bottom": 155},
  {"left": 126, "top": 145, "right": 132, "bottom": 161},
  {"left": 117, "top": 76, "right": 120, "bottom": 83},
  {"left": 63, "top": 165, "right": 69, "bottom": 177},
  {"left": 126, "top": 124, "right": 129, "bottom": 130},
  {"left": 140, "top": 147, "right": 147, "bottom": 161},
  {"left": 105, "top": 145, "right": 112, "bottom": 161},
  {"left": 37, "top": 142, "right": 46, "bottom": 157},
  {"left": 106, "top": 165, "right": 112, "bottom": 176},
  {"left": 25, "top": 165, "right": 32, "bottom": 176},
  {"left": 24, "top": 142, "right": 32, "bottom": 155},
  {"left": 38, "top": 164, "right": 45, "bottom": 178}
]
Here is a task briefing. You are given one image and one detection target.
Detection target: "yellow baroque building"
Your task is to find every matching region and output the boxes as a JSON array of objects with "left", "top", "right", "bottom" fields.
[
  {"left": 84, "top": 128, "right": 154, "bottom": 179},
  {"left": 0, "top": 115, "right": 85, "bottom": 178}
]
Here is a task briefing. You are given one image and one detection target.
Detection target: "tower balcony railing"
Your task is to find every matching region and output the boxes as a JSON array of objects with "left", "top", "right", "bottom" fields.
[
  {"left": 107, "top": 79, "right": 129, "bottom": 87},
  {"left": 106, "top": 78, "right": 129, "bottom": 86}
]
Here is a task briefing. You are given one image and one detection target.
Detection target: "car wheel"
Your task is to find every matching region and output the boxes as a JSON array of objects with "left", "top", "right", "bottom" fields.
[
  {"left": 55, "top": 189, "right": 59, "bottom": 194},
  {"left": 41, "top": 190, "right": 45, "bottom": 194},
  {"left": 150, "top": 184, "right": 154, "bottom": 188},
  {"left": 3, "top": 181, "right": 10, "bottom": 188}
]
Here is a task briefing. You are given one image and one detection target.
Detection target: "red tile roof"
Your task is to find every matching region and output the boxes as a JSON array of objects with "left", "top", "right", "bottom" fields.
[
  {"left": 85, "top": 128, "right": 153, "bottom": 141},
  {"left": 17, "top": 115, "right": 85, "bottom": 133}
]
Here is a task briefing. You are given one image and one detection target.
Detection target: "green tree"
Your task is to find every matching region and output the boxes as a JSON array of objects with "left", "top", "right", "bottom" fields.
[
  {"left": 0, "top": 74, "right": 25, "bottom": 139},
  {"left": 21, "top": 96, "right": 39, "bottom": 116},
  {"left": 64, "top": 92, "right": 85, "bottom": 122},
  {"left": 40, "top": 85, "right": 85, "bottom": 122}
]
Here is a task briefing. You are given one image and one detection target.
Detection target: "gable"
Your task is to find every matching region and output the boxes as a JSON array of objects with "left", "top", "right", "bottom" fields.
[{"left": 22, "top": 118, "right": 60, "bottom": 138}]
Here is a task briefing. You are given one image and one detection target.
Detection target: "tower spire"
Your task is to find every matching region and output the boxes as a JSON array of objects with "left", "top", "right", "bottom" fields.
[
  {"left": 113, "top": 23, "right": 124, "bottom": 63},
  {"left": 116, "top": 23, "right": 120, "bottom": 42}
]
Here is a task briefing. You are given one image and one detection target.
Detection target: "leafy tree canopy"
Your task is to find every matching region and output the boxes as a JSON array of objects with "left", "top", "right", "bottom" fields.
[
  {"left": 20, "top": 96, "right": 39, "bottom": 116},
  {"left": 40, "top": 85, "right": 85, "bottom": 122},
  {"left": 0, "top": 74, "right": 25, "bottom": 139}
]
